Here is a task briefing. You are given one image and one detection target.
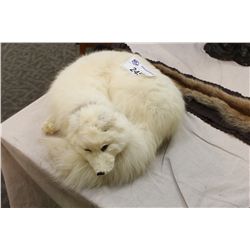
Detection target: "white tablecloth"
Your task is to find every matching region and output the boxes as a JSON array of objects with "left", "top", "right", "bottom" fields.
[{"left": 1, "top": 43, "right": 249, "bottom": 207}]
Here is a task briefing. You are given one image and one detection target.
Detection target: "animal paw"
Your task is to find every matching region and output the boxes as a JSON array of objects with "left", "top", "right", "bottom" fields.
[{"left": 42, "top": 121, "right": 58, "bottom": 135}]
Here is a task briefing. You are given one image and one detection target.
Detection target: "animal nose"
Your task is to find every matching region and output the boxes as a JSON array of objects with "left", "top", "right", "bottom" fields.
[{"left": 96, "top": 171, "right": 105, "bottom": 176}]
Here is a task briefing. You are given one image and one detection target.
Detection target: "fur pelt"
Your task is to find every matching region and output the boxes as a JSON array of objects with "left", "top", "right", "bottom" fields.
[
  {"left": 42, "top": 50, "right": 185, "bottom": 190},
  {"left": 153, "top": 62, "right": 250, "bottom": 116},
  {"left": 151, "top": 61, "right": 250, "bottom": 144}
]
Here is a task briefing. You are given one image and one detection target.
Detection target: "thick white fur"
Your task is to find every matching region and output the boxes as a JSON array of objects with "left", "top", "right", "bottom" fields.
[{"left": 43, "top": 50, "right": 185, "bottom": 190}]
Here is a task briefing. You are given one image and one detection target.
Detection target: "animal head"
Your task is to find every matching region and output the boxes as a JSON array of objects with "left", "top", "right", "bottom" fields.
[{"left": 67, "top": 104, "right": 130, "bottom": 176}]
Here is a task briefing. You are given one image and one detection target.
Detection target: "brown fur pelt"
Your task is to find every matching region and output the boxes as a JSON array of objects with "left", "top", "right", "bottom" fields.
[
  {"left": 152, "top": 61, "right": 250, "bottom": 116},
  {"left": 151, "top": 60, "right": 250, "bottom": 145}
]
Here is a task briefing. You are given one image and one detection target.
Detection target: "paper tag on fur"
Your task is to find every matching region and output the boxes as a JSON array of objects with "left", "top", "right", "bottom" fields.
[{"left": 123, "top": 58, "right": 155, "bottom": 77}]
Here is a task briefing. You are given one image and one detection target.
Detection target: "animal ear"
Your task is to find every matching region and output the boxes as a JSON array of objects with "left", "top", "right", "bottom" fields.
[
  {"left": 98, "top": 113, "right": 116, "bottom": 131},
  {"left": 102, "top": 123, "right": 111, "bottom": 132}
]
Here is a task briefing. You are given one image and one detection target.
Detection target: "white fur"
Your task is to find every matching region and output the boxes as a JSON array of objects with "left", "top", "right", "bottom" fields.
[{"left": 42, "top": 50, "right": 185, "bottom": 190}]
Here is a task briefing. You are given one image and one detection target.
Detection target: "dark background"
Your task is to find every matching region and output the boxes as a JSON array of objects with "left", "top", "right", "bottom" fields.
[{"left": 1, "top": 43, "right": 80, "bottom": 207}]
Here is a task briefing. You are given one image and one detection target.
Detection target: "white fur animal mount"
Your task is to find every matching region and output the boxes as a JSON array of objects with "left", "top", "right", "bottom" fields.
[{"left": 42, "top": 50, "right": 185, "bottom": 190}]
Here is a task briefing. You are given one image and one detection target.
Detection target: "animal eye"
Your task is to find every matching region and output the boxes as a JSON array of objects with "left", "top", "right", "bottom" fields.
[
  {"left": 101, "top": 144, "right": 109, "bottom": 152},
  {"left": 84, "top": 148, "right": 92, "bottom": 152}
]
